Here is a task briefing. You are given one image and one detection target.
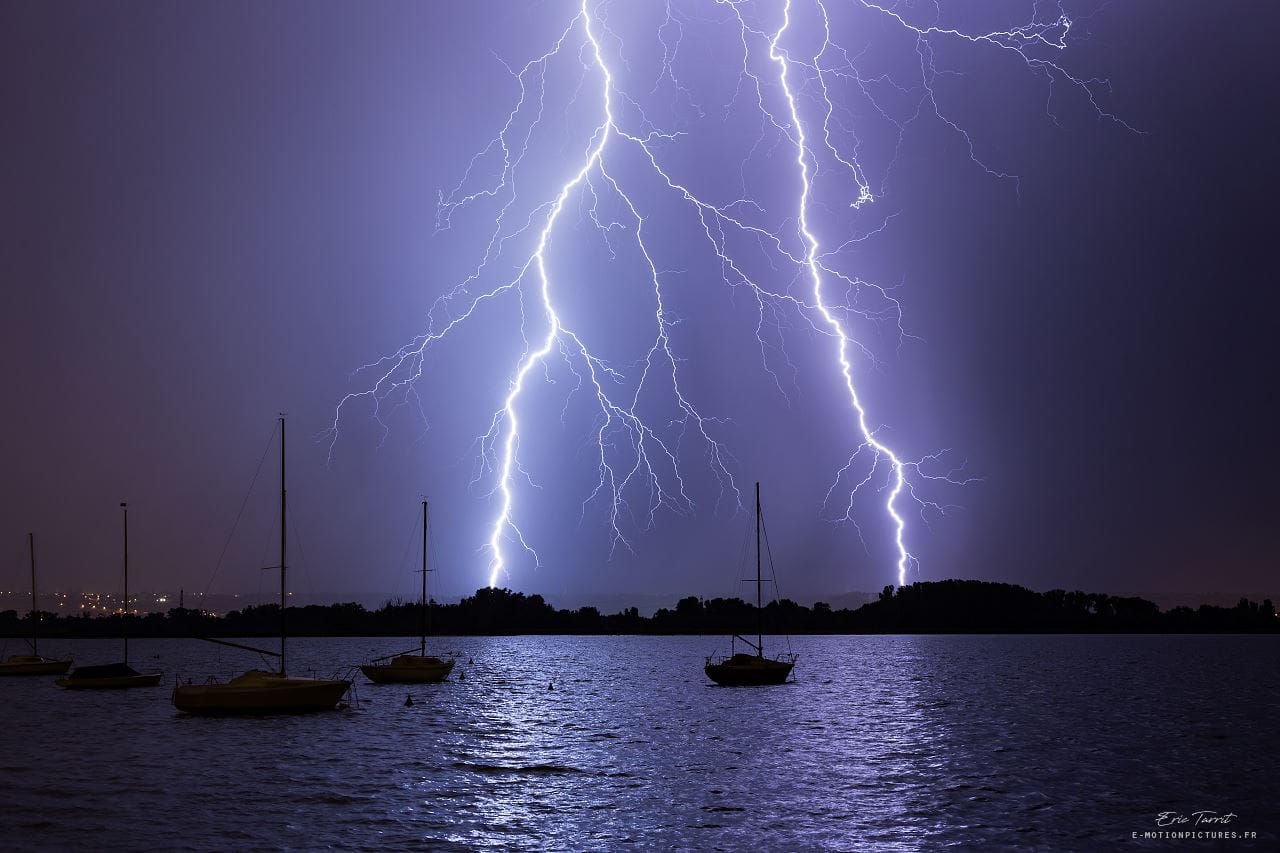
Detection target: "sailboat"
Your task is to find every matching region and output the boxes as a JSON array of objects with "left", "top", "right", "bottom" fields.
[
  {"left": 0, "top": 533, "right": 73, "bottom": 676},
  {"left": 704, "top": 482, "right": 797, "bottom": 686},
  {"left": 57, "top": 502, "right": 162, "bottom": 689},
  {"left": 172, "top": 416, "right": 351, "bottom": 714},
  {"left": 360, "top": 499, "right": 455, "bottom": 684}
]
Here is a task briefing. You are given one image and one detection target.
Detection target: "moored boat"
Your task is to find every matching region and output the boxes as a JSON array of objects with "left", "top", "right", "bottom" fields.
[
  {"left": 56, "top": 662, "right": 163, "bottom": 690},
  {"left": 172, "top": 416, "right": 350, "bottom": 715},
  {"left": 0, "top": 654, "right": 73, "bottom": 677},
  {"left": 704, "top": 482, "right": 796, "bottom": 686},
  {"left": 361, "top": 499, "right": 455, "bottom": 684},
  {"left": 0, "top": 533, "right": 72, "bottom": 677},
  {"left": 362, "top": 653, "right": 454, "bottom": 684},
  {"left": 704, "top": 652, "right": 794, "bottom": 686},
  {"left": 57, "top": 502, "right": 161, "bottom": 690},
  {"left": 174, "top": 669, "right": 349, "bottom": 714}
]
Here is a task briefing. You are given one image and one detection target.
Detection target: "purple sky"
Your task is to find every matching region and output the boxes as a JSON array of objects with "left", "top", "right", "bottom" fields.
[{"left": 2, "top": 1, "right": 1276, "bottom": 608}]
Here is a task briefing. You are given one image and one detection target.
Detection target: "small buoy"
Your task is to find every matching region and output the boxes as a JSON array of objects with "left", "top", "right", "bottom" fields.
[
  {"left": 458, "top": 670, "right": 465, "bottom": 681},
  {"left": 548, "top": 681, "right": 554, "bottom": 691},
  {"left": 404, "top": 694, "right": 413, "bottom": 707},
  {"left": 468, "top": 658, "right": 474, "bottom": 665}
]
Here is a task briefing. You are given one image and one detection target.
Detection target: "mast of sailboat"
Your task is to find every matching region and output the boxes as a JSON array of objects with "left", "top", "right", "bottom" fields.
[
  {"left": 279, "top": 415, "right": 287, "bottom": 677},
  {"left": 755, "top": 481, "right": 763, "bottom": 658},
  {"left": 121, "top": 502, "right": 129, "bottom": 665},
  {"left": 28, "top": 532, "right": 38, "bottom": 656},
  {"left": 421, "top": 499, "right": 428, "bottom": 657}
]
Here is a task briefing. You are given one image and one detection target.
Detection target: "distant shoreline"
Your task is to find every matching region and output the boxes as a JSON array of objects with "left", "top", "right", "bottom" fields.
[{"left": 3, "top": 580, "right": 1276, "bottom": 638}]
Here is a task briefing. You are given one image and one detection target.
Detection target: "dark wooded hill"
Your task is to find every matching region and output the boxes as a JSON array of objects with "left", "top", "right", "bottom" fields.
[{"left": 2, "top": 580, "right": 1276, "bottom": 638}]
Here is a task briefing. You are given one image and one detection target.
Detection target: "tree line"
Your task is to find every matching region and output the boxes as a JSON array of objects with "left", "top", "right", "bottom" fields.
[{"left": 1, "top": 580, "right": 1276, "bottom": 639}]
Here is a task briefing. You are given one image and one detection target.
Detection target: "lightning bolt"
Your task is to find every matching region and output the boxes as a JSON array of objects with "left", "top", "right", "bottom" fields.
[{"left": 328, "top": 0, "right": 1129, "bottom": 589}]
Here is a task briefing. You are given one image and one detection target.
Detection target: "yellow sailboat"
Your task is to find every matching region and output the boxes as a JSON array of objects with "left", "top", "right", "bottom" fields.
[
  {"left": 174, "top": 668, "right": 351, "bottom": 714},
  {"left": 0, "top": 534, "right": 72, "bottom": 677},
  {"left": 361, "top": 499, "right": 455, "bottom": 684},
  {"left": 173, "top": 416, "right": 350, "bottom": 714},
  {"left": 58, "top": 502, "right": 162, "bottom": 689},
  {"left": 0, "top": 655, "right": 72, "bottom": 676}
]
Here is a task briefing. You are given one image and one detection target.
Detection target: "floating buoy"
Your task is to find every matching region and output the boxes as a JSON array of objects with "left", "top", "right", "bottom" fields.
[
  {"left": 548, "top": 681, "right": 554, "bottom": 691},
  {"left": 404, "top": 694, "right": 413, "bottom": 707},
  {"left": 458, "top": 670, "right": 465, "bottom": 681},
  {"left": 468, "top": 658, "right": 474, "bottom": 665}
]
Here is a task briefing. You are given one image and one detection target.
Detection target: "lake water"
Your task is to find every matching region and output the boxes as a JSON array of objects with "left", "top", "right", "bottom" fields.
[{"left": 1, "top": 634, "right": 1276, "bottom": 850}]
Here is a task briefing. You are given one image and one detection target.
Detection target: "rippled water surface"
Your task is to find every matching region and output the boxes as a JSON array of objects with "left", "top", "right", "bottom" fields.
[{"left": 2, "top": 634, "right": 1276, "bottom": 850}]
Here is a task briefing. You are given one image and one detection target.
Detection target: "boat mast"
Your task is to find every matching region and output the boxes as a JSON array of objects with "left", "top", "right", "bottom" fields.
[
  {"left": 421, "top": 499, "right": 428, "bottom": 657},
  {"left": 121, "top": 502, "right": 129, "bottom": 665},
  {"left": 28, "top": 532, "right": 37, "bottom": 656},
  {"left": 279, "top": 415, "right": 287, "bottom": 677},
  {"left": 747, "top": 479, "right": 757, "bottom": 655}
]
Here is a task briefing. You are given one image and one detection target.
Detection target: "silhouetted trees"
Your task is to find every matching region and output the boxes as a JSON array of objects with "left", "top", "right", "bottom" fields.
[{"left": 0, "top": 582, "right": 1275, "bottom": 638}]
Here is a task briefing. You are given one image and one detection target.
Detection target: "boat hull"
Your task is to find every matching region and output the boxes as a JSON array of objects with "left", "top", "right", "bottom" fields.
[
  {"left": 0, "top": 656, "right": 73, "bottom": 676},
  {"left": 704, "top": 654, "right": 795, "bottom": 686},
  {"left": 55, "top": 661, "right": 162, "bottom": 689},
  {"left": 172, "top": 670, "right": 351, "bottom": 715},
  {"left": 57, "top": 673, "right": 163, "bottom": 689},
  {"left": 361, "top": 655, "right": 454, "bottom": 684}
]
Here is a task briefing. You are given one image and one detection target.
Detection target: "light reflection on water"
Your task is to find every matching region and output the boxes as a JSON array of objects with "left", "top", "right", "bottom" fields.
[{"left": 1, "top": 634, "right": 1276, "bottom": 850}]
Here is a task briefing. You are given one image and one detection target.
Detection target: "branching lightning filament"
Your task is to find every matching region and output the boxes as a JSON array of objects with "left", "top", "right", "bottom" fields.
[{"left": 328, "top": 0, "right": 1127, "bottom": 588}]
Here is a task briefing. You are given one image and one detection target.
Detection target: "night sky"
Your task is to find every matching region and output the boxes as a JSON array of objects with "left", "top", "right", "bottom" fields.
[{"left": 3, "top": 1, "right": 1276, "bottom": 608}]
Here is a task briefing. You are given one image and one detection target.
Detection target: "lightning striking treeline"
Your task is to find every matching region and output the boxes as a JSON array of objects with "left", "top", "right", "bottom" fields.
[{"left": 328, "top": 0, "right": 1127, "bottom": 589}]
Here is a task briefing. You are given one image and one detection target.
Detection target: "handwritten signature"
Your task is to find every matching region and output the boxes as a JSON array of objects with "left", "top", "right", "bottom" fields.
[{"left": 1156, "top": 811, "right": 1239, "bottom": 827}]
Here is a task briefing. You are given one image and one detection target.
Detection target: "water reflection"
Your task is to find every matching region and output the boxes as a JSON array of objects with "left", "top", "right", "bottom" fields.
[{"left": 0, "top": 635, "right": 1276, "bottom": 850}]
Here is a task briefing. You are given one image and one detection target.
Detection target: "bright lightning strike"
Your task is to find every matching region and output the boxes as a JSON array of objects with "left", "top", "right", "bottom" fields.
[{"left": 328, "top": 0, "right": 1130, "bottom": 589}]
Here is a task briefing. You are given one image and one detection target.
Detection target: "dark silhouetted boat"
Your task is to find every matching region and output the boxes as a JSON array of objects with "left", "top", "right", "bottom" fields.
[
  {"left": 58, "top": 502, "right": 162, "bottom": 689},
  {"left": 361, "top": 499, "right": 455, "bottom": 684},
  {"left": 0, "top": 533, "right": 72, "bottom": 677},
  {"left": 57, "top": 661, "right": 162, "bottom": 689},
  {"left": 704, "top": 482, "right": 796, "bottom": 686},
  {"left": 172, "top": 416, "right": 350, "bottom": 714}
]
